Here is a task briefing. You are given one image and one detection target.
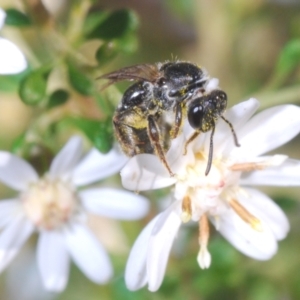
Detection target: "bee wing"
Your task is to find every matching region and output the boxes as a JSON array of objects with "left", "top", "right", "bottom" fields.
[{"left": 97, "top": 64, "right": 160, "bottom": 89}]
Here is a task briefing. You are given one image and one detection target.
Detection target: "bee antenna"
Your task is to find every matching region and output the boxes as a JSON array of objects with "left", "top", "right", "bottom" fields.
[
  {"left": 205, "top": 122, "right": 215, "bottom": 176},
  {"left": 221, "top": 116, "right": 240, "bottom": 147}
]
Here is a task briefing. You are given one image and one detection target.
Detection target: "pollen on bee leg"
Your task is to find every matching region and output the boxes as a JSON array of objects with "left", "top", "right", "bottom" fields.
[
  {"left": 229, "top": 199, "right": 263, "bottom": 232},
  {"left": 197, "top": 214, "right": 211, "bottom": 269},
  {"left": 181, "top": 195, "right": 192, "bottom": 223}
]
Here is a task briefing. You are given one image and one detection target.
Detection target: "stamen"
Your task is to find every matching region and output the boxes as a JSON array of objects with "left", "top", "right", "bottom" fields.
[
  {"left": 197, "top": 214, "right": 211, "bottom": 269},
  {"left": 199, "top": 214, "right": 210, "bottom": 248},
  {"left": 229, "top": 199, "right": 263, "bottom": 231},
  {"left": 195, "top": 152, "right": 205, "bottom": 160},
  {"left": 181, "top": 195, "right": 192, "bottom": 223},
  {"left": 230, "top": 155, "right": 287, "bottom": 172},
  {"left": 229, "top": 163, "right": 266, "bottom": 172},
  {"left": 230, "top": 162, "right": 265, "bottom": 172}
]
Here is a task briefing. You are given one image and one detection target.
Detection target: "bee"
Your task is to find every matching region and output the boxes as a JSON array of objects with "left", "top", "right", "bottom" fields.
[{"left": 99, "top": 61, "right": 240, "bottom": 176}]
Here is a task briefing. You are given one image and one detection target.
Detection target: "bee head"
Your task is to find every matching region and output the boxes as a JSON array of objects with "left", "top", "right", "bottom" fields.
[{"left": 187, "top": 90, "right": 227, "bottom": 132}]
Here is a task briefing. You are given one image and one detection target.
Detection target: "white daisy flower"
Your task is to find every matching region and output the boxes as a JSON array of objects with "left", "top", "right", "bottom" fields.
[
  {"left": 121, "top": 99, "right": 300, "bottom": 292},
  {"left": 0, "top": 8, "right": 27, "bottom": 74},
  {"left": 0, "top": 136, "right": 149, "bottom": 292},
  {"left": 6, "top": 244, "right": 55, "bottom": 300}
]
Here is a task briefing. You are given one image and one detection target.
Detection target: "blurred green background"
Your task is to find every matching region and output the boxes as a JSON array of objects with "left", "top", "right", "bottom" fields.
[{"left": 0, "top": 0, "right": 300, "bottom": 299}]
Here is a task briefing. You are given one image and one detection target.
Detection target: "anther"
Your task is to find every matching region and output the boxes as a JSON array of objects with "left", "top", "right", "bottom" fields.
[
  {"left": 230, "top": 162, "right": 265, "bottom": 172},
  {"left": 230, "top": 155, "right": 287, "bottom": 172},
  {"left": 181, "top": 195, "right": 192, "bottom": 223},
  {"left": 229, "top": 199, "right": 263, "bottom": 231}
]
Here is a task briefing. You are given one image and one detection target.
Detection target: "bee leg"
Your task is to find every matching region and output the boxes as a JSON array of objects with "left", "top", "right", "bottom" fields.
[
  {"left": 183, "top": 131, "right": 200, "bottom": 155},
  {"left": 170, "top": 103, "right": 183, "bottom": 139},
  {"left": 113, "top": 116, "right": 137, "bottom": 156},
  {"left": 147, "top": 115, "right": 174, "bottom": 176}
]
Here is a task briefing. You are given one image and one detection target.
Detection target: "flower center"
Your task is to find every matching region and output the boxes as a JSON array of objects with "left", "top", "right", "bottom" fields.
[
  {"left": 21, "top": 177, "right": 79, "bottom": 230},
  {"left": 176, "top": 150, "right": 268, "bottom": 269},
  {"left": 176, "top": 151, "right": 232, "bottom": 221}
]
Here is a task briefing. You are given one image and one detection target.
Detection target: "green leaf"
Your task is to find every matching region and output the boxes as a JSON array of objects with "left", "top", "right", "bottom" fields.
[
  {"left": 94, "top": 119, "right": 114, "bottom": 153},
  {"left": 95, "top": 42, "right": 118, "bottom": 65},
  {"left": 95, "top": 93, "right": 115, "bottom": 115},
  {"left": 86, "top": 9, "right": 138, "bottom": 41},
  {"left": 70, "top": 117, "right": 114, "bottom": 153},
  {"left": 19, "top": 70, "right": 48, "bottom": 105},
  {"left": 276, "top": 39, "right": 300, "bottom": 76},
  {"left": 11, "top": 132, "right": 26, "bottom": 154},
  {"left": 4, "top": 8, "right": 31, "bottom": 27},
  {"left": 67, "top": 62, "right": 94, "bottom": 95},
  {"left": 47, "top": 89, "right": 69, "bottom": 109},
  {"left": 95, "top": 36, "right": 138, "bottom": 66},
  {"left": 0, "top": 73, "right": 24, "bottom": 92},
  {"left": 83, "top": 11, "right": 109, "bottom": 36},
  {"left": 115, "top": 33, "right": 138, "bottom": 54}
]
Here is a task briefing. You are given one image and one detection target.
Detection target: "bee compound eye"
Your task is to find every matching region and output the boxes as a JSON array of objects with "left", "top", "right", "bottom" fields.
[{"left": 188, "top": 103, "right": 204, "bottom": 129}]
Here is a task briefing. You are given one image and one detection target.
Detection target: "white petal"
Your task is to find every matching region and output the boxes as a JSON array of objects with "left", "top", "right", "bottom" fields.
[
  {"left": 215, "top": 98, "right": 260, "bottom": 152},
  {"left": 241, "top": 158, "right": 300, "bottom": 186},
  {"left": 147, "top": 202, "right": 182, "bottom": 292},
  {"left": 0, "top": 8, "right": 5, "bottom": 29},
  {"left": 0, "top": 38, "right": 27, "bottom": 74},
  {"left": 6, "top": 244, "right": 54, "bottom": 300},
  {"left": 72, "top": 148, "right": 127, "bottom": 186},
  {"left": 0, "top": 151, "right": 38, "bottom": 190},
  {"left": 0, "top": 215, "right": 34, "bottom": 272},
  {"left": 121, "top": 133, "right": 188, "bottom": 191},
  {"left": 0, "top": 199, "right": 21, "bottom": 229},
  {"left": 125, "top": 215, "right": 160, "bottom": 291},
  {"left": 80, "top": 188, "right": 149, "bottom": 220},
  {"left": 37, "top": 231, "right": 70, "bottom": 292},
  {"left": 238, "top": 188, "right": 289, "bottom": 240},
  {"left": 225, "top": 98, "right": 260, "bottom": 127},
  {"left": 231, "top": 105, "right": 300, "bottom": 157},
  {"left": 214, "top": 209, "right": 278, "bottom": 260},
  {"left": 121, "top": 154, "right": 176, "bottom": 191},
  {"left": 49, "top": 136, "right": 83, "bottom": 180},
  {"left": 64, "top": 223, "right": 113, "bottom": 283},
  {"left": 165, "top": 133, "right": 189, "bottom": 170}
]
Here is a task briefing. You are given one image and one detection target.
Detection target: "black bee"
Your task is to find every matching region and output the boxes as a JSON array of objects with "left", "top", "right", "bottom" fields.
[{"left": 99, "top": 61, "right": 239, "bottom": 176}]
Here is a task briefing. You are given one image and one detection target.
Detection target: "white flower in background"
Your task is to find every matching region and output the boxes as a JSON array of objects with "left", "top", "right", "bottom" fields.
[
  {"left": 0, "top": 8, "right": 27, "bottom": 74},
  {"left": 122, "top": 99, "right": 300, "bottom": 292},
  {"left": 6, "top": 244, "right": 55, "bottom": 300},
  {"left": 0, "top": 136, "right": 149, "bottom": 292}
]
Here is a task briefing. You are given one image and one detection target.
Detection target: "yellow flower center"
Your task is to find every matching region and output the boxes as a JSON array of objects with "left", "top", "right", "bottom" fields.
[{"left": 21, "top": 177, "right": 79, "bottom": 230}]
